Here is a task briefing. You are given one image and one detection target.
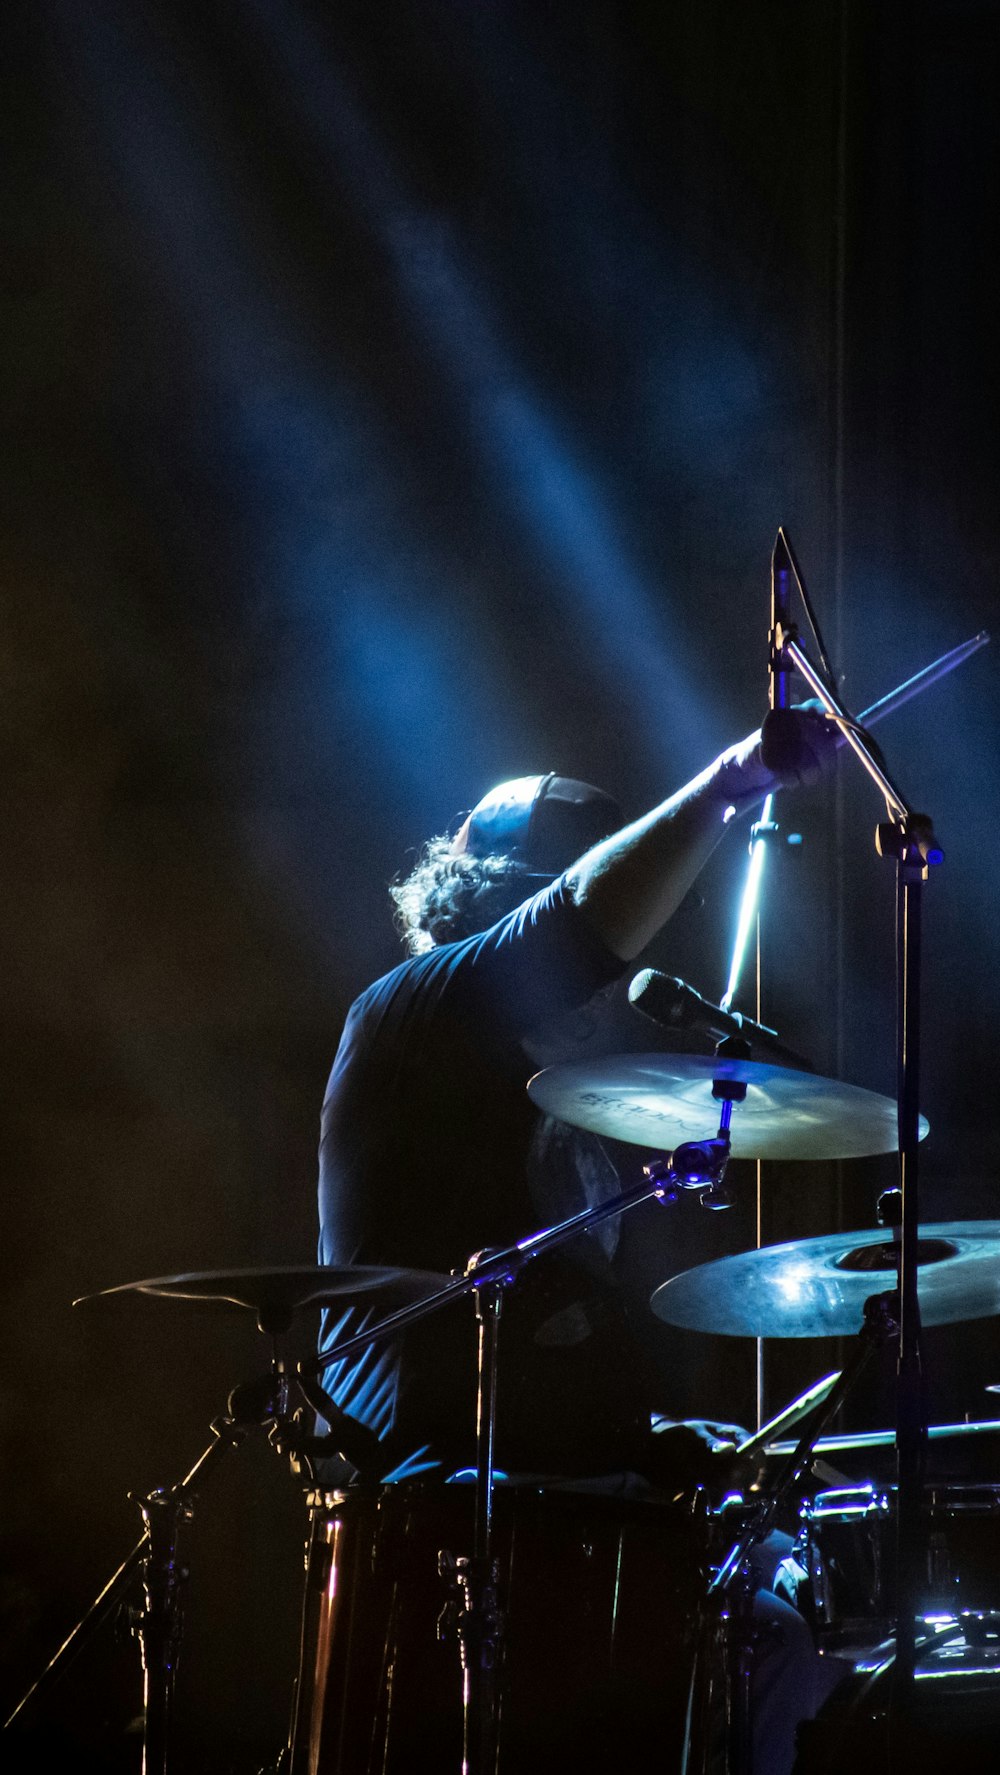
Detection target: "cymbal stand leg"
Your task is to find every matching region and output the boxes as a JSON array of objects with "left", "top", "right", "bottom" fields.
[
  {"left": 133, "top": 1416, "right": 252, "bottom": 1775},
  {"left": 680, "top": 1558, "right": 760, "bottom": 1775},
  {"left": 2, "top": 1415, "right": 244, "bottom": 1763},
  {"left": 725, "top": 1566, "right": 758, "bottom": 1775},
  {"left": 681, "top": 1584, "right": 725, "bottom": 1775},
  {"left": 133, "top": 1485, "right": 189, "bottom": 1775}
]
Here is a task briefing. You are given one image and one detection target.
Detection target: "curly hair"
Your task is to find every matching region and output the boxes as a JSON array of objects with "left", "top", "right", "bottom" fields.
[{"left": 389, "top": 834, "right": 534, "bottom": 955}]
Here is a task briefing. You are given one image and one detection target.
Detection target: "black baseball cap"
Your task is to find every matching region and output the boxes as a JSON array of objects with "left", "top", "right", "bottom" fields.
[{"left": 452, "top": 773, "right": 623, "bottom": 878}]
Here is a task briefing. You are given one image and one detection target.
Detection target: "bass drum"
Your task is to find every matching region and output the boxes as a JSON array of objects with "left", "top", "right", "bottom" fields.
[
  {"left": 288, "top": 1480, "right": 707, "bottom": 1775},
  {"left": 791, "top": 1616, "right": 1000, "bottom": 1775}
]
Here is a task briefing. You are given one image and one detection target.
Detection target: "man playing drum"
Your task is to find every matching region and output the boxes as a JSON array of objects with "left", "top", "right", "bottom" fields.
[{"left": 313, "top": 710, "right": 839, "bottom": 1774}]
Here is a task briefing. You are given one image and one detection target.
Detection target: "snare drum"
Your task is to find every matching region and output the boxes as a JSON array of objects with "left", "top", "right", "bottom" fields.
[
  {"left": 796, "top": 1483, "right": 1000, "bottom": 1648},
  {"left": 288, "top": 1481, "right": 706, "bottom": 1774}
]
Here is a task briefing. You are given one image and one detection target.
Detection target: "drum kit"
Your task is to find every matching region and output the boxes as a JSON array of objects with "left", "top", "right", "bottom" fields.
[
  {"left": 7, "top": 1051, "right": 1000, "bottom": 1775},
  {"left": 5, "top": 606, "right": 997, "bottom": 1772}
]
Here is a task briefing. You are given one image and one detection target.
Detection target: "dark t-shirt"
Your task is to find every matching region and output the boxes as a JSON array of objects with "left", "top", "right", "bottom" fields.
[{"left": 315, "top": 876, "right": 681, "bottom": 1483}]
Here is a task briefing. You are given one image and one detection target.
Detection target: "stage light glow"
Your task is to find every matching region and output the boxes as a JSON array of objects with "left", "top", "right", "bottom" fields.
[
  {"left": 721, "top": 794, "right": 773, "bottom": 1010},
  {"left": 42, "top": 0, "right": 513, "bottom": 820},
  {"left": 239, "top": 0, "right": 724, "bottom": 769},
  {"left": 776, "top": 1261, "right": 810, "bottom": 1304}
]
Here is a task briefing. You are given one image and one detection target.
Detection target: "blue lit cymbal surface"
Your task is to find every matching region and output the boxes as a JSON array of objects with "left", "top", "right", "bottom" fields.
[
  {"left": 650, "top": 1223, "right": 1000, "bottom": 1338},
  {"left": 527, "top": 1053, "right": 928, "bottom": 1161}
]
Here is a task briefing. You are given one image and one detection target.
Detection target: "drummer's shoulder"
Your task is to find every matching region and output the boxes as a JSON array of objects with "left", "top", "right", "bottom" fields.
[
  {"left": 344, "top": 941, "right": 473, "bottom": 1028},
  {"left": 342, "top": 890, "right": 610, "bottom": 1037},
  {"left": 322, "top": 955, "right": 442, "bottom": 1109}
]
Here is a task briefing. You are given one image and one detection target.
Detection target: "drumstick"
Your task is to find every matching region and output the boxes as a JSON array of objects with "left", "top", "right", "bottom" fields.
[
  {"left": 856, "top": 630, "right": 989, "bottom": 731},
  {"left": 763, "top": 1416, "right": 1000, "bottom": 1457},
  {"left": 734, "top": 1370, "right": 842, "bottom": 1459}
]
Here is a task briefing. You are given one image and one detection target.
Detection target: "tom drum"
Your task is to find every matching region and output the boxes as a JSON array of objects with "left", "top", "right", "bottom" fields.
[
  {"left": 287, "top": 1479, "right": 707, "bottom": 1775},
  {"left": 795, "top": 1482, "right": 1000, "bottom": 1650}
]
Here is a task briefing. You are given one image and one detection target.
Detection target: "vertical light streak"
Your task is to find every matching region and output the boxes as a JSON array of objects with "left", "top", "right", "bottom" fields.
[{"left": 720, "top": 793, "right": 774, "bottom": 1013}]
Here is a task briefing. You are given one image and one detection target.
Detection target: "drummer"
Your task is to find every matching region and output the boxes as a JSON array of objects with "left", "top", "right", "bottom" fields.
[{"left": 316, "top": 709, "right": 838, "bottom": 1773}]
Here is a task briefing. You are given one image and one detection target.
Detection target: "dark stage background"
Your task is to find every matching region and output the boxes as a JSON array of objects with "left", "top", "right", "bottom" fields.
[{"left": 3, "top": 1, "right": 999, "bottom": 1769}]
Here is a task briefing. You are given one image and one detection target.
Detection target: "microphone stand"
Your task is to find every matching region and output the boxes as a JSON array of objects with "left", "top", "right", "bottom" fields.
[
  {"left": 722, "top": 626, "right": 988, "bottom": 1434},
  {"left": 723, "top": 628, "right": 987, "bottom": 1023},
  {"left": 774, "top": 618, "right": 943, "bottom": 1724}
]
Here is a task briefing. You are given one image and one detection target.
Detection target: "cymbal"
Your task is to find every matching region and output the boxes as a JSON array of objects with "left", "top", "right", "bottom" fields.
[
  {"left": 526, "top": 1053, "right": 927, "bottom": 1160},
  {"left": 650, "top": 1221, "right": 1000, "bottom": 1339},
  {"left": 74, "top": 1265, "right": 451, "bottom": 1333}
]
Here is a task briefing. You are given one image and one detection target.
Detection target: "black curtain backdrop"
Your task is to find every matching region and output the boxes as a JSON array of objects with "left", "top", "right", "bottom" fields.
[{"left": 3, "top": 2, "right": 999, "bottom": 1768}]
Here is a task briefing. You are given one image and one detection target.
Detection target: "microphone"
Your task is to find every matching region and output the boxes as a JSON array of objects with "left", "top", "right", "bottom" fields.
[
  {"left": 762, "top": 528, "right": 833, "bottom": 785},
  {"left": 627, "top": 968, "right": 814, "bottom": 1071},
  {"left": 770, "top": 529, "right": 793, "bottom": 711}
]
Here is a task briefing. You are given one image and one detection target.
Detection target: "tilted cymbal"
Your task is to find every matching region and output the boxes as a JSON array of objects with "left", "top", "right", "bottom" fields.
[
  {"left": 650, "top": 1221, "right": 1000, "bottom": 1339},
  {"left": 74, "top": 1265, "right": 451, "bottom": 1334},
  {"left": 526, "top": 1053, "right": 927, "bottom": 1161}
]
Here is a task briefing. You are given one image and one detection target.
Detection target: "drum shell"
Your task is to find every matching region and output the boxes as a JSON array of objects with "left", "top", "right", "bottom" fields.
[
  {"left": 289, "top": 1481, "right": 706, "bottom": 1775},
  {"left": 796, "top": 1484, "right": 1000, "bottom": 1648}
]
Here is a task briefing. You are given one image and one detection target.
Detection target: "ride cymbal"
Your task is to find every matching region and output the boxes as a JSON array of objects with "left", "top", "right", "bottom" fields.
[
  {"left": 650, "top": 1222, "right": 1000, "bottom": 1339},
  {"left": 527, "top": 1053, "right": 927, "bottom": 1161}
]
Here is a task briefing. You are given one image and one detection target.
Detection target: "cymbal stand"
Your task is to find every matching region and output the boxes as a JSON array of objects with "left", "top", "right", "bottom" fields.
[
  {"left": 776, "top": 614, "right": 943, "bottom": 1718},
  {"left": 441, "top": 1255, "right": 505, "bottom": 1775},
  {"left": 453, "top": 1075, "right": 734, "bottom": 1775},
  {"left": 3, "top": 1408, "right": 244, "bottom": 1772},
  {"left": 2, "top": 1312, "right": 359, "bottom": 1775},
  {"left": 682, "top": 1292, "right": 899, "bottom": 1775},
  {"left": 297, "top": 1121, "right": 737, "bottom": 1775}
]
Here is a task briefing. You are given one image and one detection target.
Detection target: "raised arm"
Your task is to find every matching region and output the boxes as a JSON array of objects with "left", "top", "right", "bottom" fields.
[{"left": 567, "top": 711, "right": 831, "bottom": 961}]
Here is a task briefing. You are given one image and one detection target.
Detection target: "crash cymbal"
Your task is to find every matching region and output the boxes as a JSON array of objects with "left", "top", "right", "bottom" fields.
[
  {"left": 526, "top": 1053, "right": 927, "bottom": 1161},
  {"left": 74, "top": 1265, "right": 451, "bottom": 1334},
  {"left": 650, "top": 1221, "right": 1000, "bottom": 1339}
]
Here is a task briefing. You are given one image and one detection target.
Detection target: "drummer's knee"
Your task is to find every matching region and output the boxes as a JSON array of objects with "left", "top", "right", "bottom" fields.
[{"left": 755, "top": 1586, "right": 816, "bottom": 1664}]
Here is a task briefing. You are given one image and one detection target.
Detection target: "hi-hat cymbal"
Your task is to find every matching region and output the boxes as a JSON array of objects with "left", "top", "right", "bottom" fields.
[
  {"left": 650, "top": 1222, "right": 1000, "bottom": 1339},
  {"left": 74, "top": 1265, "right": 451, "bottom": 1333},
  {"left": 526, "top": 1053, "right": 927, "bottom": 1161}
]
